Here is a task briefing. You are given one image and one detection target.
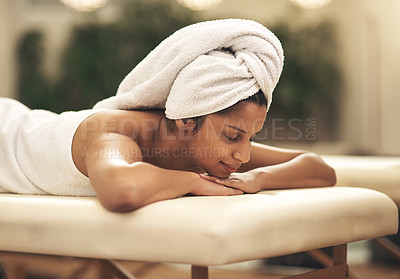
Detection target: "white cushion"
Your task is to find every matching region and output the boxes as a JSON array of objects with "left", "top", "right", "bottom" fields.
[
  {"left": 0, "top": 187, "right": 397, "bottom": 266},
  {"left": 323, "top": 155, "right": 400, "bottom": 204}
]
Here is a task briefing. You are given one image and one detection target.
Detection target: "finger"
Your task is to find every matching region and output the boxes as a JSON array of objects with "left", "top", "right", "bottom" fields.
[
  {"left": 222, "top": 186, "right": 243, "bottom": 195},
  {"left": 199, "top": 173, "right": 219, "bottom": 182},
  {"left": 214, "top": 178, "right": 237, "bottom": 186},
  {"left": 205, "top": 182, "right": 243, "bottom": 196},
  {"left": 215, "top": 179, "right": 247, "bottom": 192}
]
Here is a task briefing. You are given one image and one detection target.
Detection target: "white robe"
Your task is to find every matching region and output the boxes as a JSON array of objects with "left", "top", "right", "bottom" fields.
[{"left": 0, "top": 98, "right": 100, "bottom": 196}]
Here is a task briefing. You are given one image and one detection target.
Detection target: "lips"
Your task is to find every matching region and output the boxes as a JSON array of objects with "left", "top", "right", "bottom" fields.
[{"left": 221, "top": 161, "right": 239, "bottom": 173}]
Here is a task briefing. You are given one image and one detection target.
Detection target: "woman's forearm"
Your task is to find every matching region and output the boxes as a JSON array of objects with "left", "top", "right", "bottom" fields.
[
  {"left": 88, "top": 160, "right": 198, "bottom": 212},
  {"left": 252, "top": 152, "right": 336, "bottom": 190},
  {"left": 88, "top": 159, "right": 243, "bottom": 212},
  {"left": 125, "top": 162, "right": 198, "bottom": 208}
]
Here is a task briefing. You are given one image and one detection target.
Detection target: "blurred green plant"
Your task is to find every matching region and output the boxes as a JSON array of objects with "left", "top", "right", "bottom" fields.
[
  {"left": 267, "top": 21, "right": 342, "bottom": 140},
  {"left": 17, "top": 32, "right": 59, "bottom": 110},
  {"left": 18, "top": 0, "right": 194, "bottom": 112}
]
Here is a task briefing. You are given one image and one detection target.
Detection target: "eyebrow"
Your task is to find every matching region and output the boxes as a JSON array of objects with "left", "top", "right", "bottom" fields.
[{"left": 225, "top": 125, "right": 248, "bottom": 134}]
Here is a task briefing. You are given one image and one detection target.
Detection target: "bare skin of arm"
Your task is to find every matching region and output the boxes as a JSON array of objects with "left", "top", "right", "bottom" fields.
[
  {"left": 72, "top": 110, "right": 242, "bottom": 212},
  {"left": 72, "top": 108, "right": 335, "bottom": 212},
  {"left": 203, "top": 142, "right": 336, "bottom": 193}
]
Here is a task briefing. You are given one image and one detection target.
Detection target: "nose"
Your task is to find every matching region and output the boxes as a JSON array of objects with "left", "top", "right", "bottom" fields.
[{"left": 232, "top": 142, "right": 251, "bottom": 163}]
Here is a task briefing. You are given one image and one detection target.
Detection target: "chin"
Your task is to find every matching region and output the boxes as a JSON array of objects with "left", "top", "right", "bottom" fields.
[
  {"left": 216, "top": 172, "right": 230, "bottom": 179},
  {"left": 206, "top": 169, "right": 230, "bottom": 179}
]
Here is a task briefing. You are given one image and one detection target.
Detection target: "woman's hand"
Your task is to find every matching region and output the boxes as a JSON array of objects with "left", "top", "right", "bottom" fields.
[
  {"left": 191, "top": 174, "right": 244, "bottom": 196},
  {"left": 199, "top": 171, "right": 262, "bottom": 194}
]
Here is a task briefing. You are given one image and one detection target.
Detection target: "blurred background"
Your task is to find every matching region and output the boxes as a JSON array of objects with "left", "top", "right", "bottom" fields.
[
  {"left": 0, "top": 0, "right": 399, "bottom": 157},
  {"left": 0, "top": 1, "right": 399, "bottom": 277}
]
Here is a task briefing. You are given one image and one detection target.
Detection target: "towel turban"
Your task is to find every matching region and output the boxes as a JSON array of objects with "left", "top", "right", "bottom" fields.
[{"left": 94, "top": 19, "right": 284, "bottom": 119}]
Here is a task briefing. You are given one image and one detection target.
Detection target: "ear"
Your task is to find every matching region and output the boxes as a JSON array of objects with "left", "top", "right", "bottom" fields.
[{"left": 175, "top": 119, "right": 197, "bottom": 132}]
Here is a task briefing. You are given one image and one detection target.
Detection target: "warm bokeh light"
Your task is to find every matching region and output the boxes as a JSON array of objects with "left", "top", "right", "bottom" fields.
[
  {"left": 59, "top": 0, "right": 108, "bottom": 12},
  {"left": 177, "top": 0, "right": 224, "bottom": 11},
  {"left": 290, "top": 0, "right": 332, "bottom": 9}
]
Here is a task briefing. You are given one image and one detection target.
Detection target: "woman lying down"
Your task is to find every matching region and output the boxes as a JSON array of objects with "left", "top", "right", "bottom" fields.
[{"left": 0, "top": 19, "right": 336, "bottom": 212}]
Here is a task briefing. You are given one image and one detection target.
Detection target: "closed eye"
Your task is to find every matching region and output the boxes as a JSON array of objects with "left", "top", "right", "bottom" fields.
[
  {"left": 224, "top": 125, "right": 256, "bottom": 143},
  {"left": 225, "top": 135, "right": 239, "bottom": 142}
]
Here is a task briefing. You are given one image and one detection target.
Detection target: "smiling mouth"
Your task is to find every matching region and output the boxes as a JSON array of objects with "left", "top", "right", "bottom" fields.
[{"left": 220, "top": 161, "right": 239, "bottom": 173}]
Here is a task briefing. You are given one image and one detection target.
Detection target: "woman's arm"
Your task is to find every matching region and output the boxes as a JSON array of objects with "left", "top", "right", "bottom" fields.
[
  {"left": 205, "top": 142, "right": 336, "bottom": 193},
  {"left": 72, "top": 111, "right": 242, "bottom": 212}
]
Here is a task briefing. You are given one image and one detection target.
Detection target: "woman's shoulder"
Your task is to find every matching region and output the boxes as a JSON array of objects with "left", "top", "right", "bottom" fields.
[
  {"left": 82, "top": 109, "right": 165, "bottom": 136},
  {"left": 88, "top": 109, "right": 164, "bottom": 123}
]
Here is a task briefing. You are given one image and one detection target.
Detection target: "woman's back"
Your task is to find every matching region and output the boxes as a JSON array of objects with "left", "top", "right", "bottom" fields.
[{"left": 0, "top": 97, "right": 99, "bottom": 196}]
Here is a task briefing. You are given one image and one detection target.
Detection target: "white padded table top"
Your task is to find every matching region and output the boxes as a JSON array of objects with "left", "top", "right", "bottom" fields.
[
  {"left": 322, "top": 155, "right": 400, "bottom": 204},
  {"left": 0, "top": 187, "right": 397, "bottom": 266}
]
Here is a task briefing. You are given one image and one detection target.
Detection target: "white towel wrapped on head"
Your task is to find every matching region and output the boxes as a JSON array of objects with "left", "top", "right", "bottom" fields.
[{"left": 94, "top": 19, "right": 284, "bottom": 119}]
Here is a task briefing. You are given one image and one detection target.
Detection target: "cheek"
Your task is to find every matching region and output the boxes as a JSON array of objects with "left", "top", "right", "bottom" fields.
[
  {"left": 204, "top": 135, "right": 230, "bottom": 158},
  {"left": 193, "top": 136, "right": 230, "bottom": 161}
]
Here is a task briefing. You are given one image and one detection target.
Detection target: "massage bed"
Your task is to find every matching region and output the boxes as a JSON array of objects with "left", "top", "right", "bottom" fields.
[
  {"left": 0, "top": 183, "right": 398, "bottom": 279},
  {"left": 322, "top": 155, "right": 400, "bottom": 206},
  {"left": 323, "top": 155, "right": 400, "bottom": 265}
]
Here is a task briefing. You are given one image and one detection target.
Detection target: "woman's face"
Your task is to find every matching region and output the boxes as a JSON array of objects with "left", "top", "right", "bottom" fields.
[{"left": 189, "top": 102, "right": 267, "bottom": 178}]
